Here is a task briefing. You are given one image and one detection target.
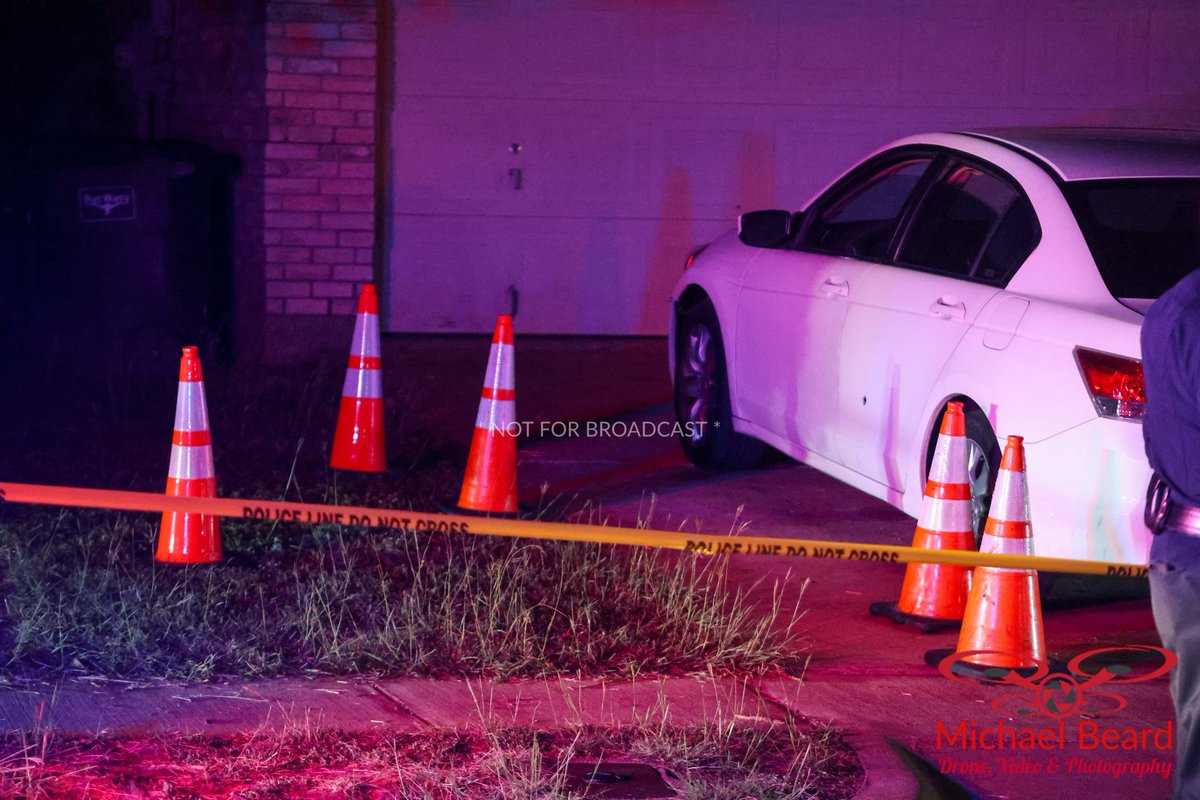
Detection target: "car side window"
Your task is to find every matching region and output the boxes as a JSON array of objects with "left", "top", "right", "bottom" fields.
[
  {"left": 897, "top": 162, "right": 1039, "bottom": 284},
  {"left": 802, "top": 157, "right": 933, "bottom": 260}
]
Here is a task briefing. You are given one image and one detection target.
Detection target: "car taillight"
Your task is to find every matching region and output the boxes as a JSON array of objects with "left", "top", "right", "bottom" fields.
[
  {"left": 1074, "top": 346, "right": 1146, "bottom": 421},
  {"left": 684, "top": 243, "right": 708, "bottom": 269}
]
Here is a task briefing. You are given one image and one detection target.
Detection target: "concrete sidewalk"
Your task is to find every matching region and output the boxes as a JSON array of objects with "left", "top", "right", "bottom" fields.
[{"left": 0, "top": 673, "right": 911, "bottom": 799}]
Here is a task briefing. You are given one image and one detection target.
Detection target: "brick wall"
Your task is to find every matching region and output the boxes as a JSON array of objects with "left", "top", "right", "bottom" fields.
[{"left": 263, "top": 1, "right": 379, "bottom": 325}]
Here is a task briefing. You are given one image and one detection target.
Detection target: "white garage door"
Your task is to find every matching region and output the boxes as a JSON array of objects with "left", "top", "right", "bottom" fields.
[{"left": 386, "top": 0, "right": 1200, "bottom": 334}]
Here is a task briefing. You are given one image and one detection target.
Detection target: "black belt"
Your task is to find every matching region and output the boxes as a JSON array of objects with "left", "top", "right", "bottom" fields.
[
  {"left": 1165, "top": 503, "right": 1200, "bottom": 536},
  {"left": 1147, "top": 473, "right": 1200, "bottom": 536}
]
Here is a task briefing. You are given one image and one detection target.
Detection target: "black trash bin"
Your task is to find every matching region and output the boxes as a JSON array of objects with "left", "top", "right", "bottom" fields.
[{"left": 0, "top": 139, "right": 239, "bottom": 379}]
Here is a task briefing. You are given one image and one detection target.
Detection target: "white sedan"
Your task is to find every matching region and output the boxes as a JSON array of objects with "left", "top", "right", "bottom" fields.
[{"left": 669, "top": 129, "right": 1200, "bottom": 565}]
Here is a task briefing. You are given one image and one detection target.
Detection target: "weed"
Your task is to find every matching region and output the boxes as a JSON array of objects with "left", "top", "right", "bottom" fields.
[
  {"left": 0, "top": 355, "right": 808, "bottom": 681},
  {"left": 0, "top": 714, "right": 861, "bottom": 799},
  {"left": 0, "top": 507, "right": 806, "bottom": 681}
]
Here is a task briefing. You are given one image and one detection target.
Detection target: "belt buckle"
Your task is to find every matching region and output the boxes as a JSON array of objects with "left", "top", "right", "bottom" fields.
[{"left": 1146, "top": 474, "right": 1171, "bottom": 534}]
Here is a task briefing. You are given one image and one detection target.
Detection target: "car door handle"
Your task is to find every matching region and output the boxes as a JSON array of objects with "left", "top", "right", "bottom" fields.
[
  {"left": 929, "top": 298, "right": 966, "bottom": 320},
  {"left": 821, "top": 278, "right": 849, "bottom": 297}
]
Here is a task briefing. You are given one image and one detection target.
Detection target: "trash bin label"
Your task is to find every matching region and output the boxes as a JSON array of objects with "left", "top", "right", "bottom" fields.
[{"left": 78, "top": 187, "right": 136, "bottom": 222}]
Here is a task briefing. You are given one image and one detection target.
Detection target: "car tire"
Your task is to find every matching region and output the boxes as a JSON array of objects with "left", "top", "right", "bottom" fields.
[
  {"left": 963, "top": 408, "right": 1002, "bottom": 547},
  {"left": 674, "top": 300, "right": 764, "bottom": 470},
  {"left": 927, "top": 403, "right": 1000, "bottom": 547}
]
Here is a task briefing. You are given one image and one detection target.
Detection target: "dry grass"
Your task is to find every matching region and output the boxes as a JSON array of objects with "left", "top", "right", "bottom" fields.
[
  {"left": 0, "top": 357, "right": 808, "bottom": 682},
  {"left": 0, "top": 714, "right": 862, "bottom": 799},
  {"left": 0, "top": 514, "right": 806, "bottom": 681}
]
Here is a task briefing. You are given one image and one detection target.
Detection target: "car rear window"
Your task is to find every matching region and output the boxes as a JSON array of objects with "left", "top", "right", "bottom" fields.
[{"left": 1065, "top": 179, "right": 1200, "bottom": 299}]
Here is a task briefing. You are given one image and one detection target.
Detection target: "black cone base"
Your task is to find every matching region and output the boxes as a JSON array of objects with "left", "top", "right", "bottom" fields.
[{"left": 869, "top": 600, "right": 962, "bottom": 634}]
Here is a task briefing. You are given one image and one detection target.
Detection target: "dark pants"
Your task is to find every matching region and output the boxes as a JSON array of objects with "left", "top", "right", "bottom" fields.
[{"left": 1151, "top": 528, "right": 1200, "bottom": 799}]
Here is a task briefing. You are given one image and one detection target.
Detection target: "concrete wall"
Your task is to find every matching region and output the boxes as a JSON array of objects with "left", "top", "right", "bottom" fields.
[
  {"left": 383, "top": 0, "right": 1200, "bottom": 336},
  {"left": 4, "top": 1, "right": 1200, "bottom": 354}
]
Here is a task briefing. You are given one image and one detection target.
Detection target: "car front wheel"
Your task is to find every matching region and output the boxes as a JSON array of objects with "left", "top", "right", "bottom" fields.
[{"left": 674, "top": 300, "right": 764, "bottom": 470}]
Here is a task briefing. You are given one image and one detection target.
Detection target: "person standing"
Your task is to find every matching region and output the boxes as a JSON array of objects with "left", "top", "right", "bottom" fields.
[{"left": 1143, "top": 267, "right": 1200, "bottom": 799}]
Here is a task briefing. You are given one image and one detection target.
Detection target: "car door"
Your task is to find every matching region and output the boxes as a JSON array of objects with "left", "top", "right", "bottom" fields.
[
  {"left": 733, "top": 153, "right": 936, "bottom": 461},
  {"left": 837, "top": 157, "right": 1040, "bottom": 488}
]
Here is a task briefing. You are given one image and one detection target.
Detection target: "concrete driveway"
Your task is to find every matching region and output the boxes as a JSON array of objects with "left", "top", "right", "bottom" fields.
[{"left": 494, "top": 336, "right": 1173, "bottom": 800}]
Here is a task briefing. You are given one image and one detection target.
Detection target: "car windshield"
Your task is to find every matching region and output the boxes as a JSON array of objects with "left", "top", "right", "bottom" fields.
[{"left": 1065, "top": 179, "right": 1200, "bottom": 299}]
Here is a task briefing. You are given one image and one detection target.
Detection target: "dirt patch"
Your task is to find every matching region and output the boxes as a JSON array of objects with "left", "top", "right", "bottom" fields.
[{"left": 0, "top": 717, "right": 862, "bottom": 799}]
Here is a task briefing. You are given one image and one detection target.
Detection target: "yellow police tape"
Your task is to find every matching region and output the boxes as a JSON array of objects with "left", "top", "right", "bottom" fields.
[{"left": 0, "top": 481, "right": 1148, "bottom": 578}]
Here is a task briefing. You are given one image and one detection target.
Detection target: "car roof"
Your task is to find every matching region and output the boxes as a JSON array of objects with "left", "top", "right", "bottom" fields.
[{"left": 959, "top": 127, "right": 1200, "bottom": 182}]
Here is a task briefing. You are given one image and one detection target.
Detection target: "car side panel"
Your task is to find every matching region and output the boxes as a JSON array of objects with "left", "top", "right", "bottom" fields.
[
  {"left": 906, "top": 294, "right": 1149, "bottom": 562},
  {"left": 734, "top": 249, "right": 872, "bottom": 462},
  {"left": 838, "top": 265, "right": 999, "bottom": 489}
]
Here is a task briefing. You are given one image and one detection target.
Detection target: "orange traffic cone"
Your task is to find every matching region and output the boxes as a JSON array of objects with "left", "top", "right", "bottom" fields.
[
  {"left": 870, "top": 402, "right": 976, "bottom": 632},
  {"left": 456, "top": 315, "right": 518, "bottom": 514},
  {"left": 331, "top": 284, "right": 385, "bottom": 472},
  {"left": 947, "top": 435, "right": 1046, "bottom": 673},
  {"left": 156, "top": 346, "right": 222, "bottom": 564}
]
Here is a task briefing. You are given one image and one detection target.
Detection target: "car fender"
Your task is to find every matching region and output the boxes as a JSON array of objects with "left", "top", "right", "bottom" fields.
[{"left": 669, "top": 230, "right": 756, "bottom": 397}]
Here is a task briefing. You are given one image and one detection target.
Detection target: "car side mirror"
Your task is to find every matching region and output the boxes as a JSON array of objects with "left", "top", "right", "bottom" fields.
[{"left": 738, "top": 209, "right": 795, "bottom": 248}]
